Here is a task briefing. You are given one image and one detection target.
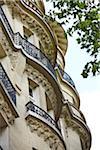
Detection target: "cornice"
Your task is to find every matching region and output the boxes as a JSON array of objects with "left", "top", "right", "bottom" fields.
[
  {"left": 48, "top": 20, "right": 68, "bottom": 56},
  {"left": 0, "top": 91, "right": 15, "bottom": 125},
  {"left": 26, "top": 115, "right": 66, "bottom": 150}
]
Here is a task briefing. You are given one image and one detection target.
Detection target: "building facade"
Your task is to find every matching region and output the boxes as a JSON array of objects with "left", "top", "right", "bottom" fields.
[{"left": 0, "top": 0, "right": 91, "bottom": 150}]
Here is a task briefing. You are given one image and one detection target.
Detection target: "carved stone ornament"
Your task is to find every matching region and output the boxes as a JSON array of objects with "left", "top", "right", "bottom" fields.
[
  {"left": 25, "top": 64, "right": 57, "bottom": 112},
  {"left": 0, "top": 92, "right": 15, "bottom": 125},
  {"left": 5, "top": 0, "right": 56, "bottom": 65},
  {"left": 26, "top": 116, "right": 65, "bottom": 150},
  {"left": 0, "top": 27, "right": 19, "bottom": 69},
  {"left": 62, "top": 105, "right": 90, "bottom": 150}
]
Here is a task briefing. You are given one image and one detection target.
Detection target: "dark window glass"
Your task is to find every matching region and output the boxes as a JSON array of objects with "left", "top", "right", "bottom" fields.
[{"left": 29, "top": 87, "right": 33, "bottom": 97}]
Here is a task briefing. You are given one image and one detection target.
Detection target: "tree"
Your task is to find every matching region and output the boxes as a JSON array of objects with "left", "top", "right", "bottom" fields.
[{"left": 46, "top": 0, "right": 100, "bottom": 78}]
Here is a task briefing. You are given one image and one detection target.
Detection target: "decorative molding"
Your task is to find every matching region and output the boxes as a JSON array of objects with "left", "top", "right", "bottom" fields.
[
  {"left": 62, "top": 105, "right": 90, "bottom": 150},
  {"left": 48, "top": 20, "right": 68, "bottom": 56},
  {"left": 0, "top": 92, "right": 15, "bottom": 125},
  {"left": 0, "top": 27, "right": 19, "bottom": 69},
  {"left": 5, "top": 0, "right": 56, "bottom": 65},
  {"left": 26, "top": 116, "right": 65, "bottom": 150},
  {"left": 25, "top": 64, "right": 57, "bottom": 112}
]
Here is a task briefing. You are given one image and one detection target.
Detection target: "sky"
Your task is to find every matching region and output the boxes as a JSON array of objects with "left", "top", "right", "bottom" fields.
[
  {"left": 65, "top": 35, "right": 100, "bottom": 150},
  {"left": 44, "top": 1, "right": 100, "bottom": 150}
]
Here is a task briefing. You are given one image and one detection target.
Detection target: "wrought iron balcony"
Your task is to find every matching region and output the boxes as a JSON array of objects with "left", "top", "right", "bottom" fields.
[
  {"left": 66, "top": 102, "right": 91, "bottom": 150},
  {"left": 69, "top": 103, "right": 86, "bottom": 123},
  {"left": 0, "top": 7, "right": 56, "bottom": 78},
  {"left": 0, "top": 63, "right": 16, "bottom": 105},
  {"left": 0, "top": 7, "right": 14, "bottom": 41},
  {"left": 26, "top": 101, "right": 60, "bottom": 132},
  {"left": 57, "top": 64, "right": 76, "bottom": 89}
]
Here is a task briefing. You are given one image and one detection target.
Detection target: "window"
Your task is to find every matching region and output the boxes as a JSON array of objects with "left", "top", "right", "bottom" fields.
[
  {"left": 46, "top": 93, "right": 54, "bottom": 119},
  {"left": 29, "top": 83, "right": 37, "bottom": 99},
  {"left": 28, "top": 79, "right": 39, "bottom": 105},
  {"left": 29, "top": 87, "right": 33, "bottom": 97}
]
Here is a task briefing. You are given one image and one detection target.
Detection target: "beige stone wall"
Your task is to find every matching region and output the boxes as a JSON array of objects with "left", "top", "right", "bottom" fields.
[
  {"left": 0, "top": 2, "right": 89, "bottom": 150},
  {"left": 0, "top": 127, "right": 9, "bottom": 150},
  {"left": 59, "top": 118, "right": 82, "bottom": 150},
  {"left": 0, "top": 40, "right": 60, "bottom": 150},
  {"left": 60, "top": 77, "right": 79, "bottom": 107},
  {"left": 9, "top": 118, "right": 51, "bottom": 150},
  {"left": 0, "top": 51, "right": 55, "bottom": 150},
  {"left": 67, "top": 128, "right": 82, "bottom": 150},
  {"left": 62, "top": 89, "right": 74, "bottom": 104}
]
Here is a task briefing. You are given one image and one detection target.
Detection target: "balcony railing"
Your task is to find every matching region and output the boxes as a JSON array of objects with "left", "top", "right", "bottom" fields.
[
  {"left": 0, "top": 7, "right": 14, "bottom": 41},
  {"left": 26, "top": 101, "right": 60, "bottom": 131},
  {"left": 69, "top": 103, "right": 86, "bottom": 123},
  {"left": 57, "top": 64, "right": 76, "bottom": 89},
  {"left": 0, "top": 7, "right": 56, "bottom": 78},
  {"left": 0, "top": 64, "right": 16, "bottom": 105}
]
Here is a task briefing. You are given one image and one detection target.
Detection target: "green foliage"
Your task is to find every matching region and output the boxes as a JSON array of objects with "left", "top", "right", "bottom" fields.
[{"left": 46, "top": 0, "right": 100, "bottom": 78}]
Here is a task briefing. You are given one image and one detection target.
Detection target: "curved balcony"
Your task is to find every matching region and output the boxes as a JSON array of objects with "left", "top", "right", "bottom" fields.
[
  {"left": 56, "top": 64, "right": 80, "bottom": 108},
  {"left": 57, "top": 64, "right": 76, "bottom": 89},
  {"left": 0, "top": 6, "right": 63, "bottom": 120},
  {"left": 25, "top": 101, "right": 66, "bottom": 149},
  {"left": 0, "top": 63, "right": 19, "bottom": 121},
  {"left": 0, "top": 63, "right": 16, "bottom": 106},
  {"left": 0, "top": 6, "right": 56, "bottom": 78},
  {"left": 25, "top": 101, "right": 60, "bottom": 132},
  {"left": 14, "top": 32, "right": 56, "bottom": 78},
  {"left": 68, "top": 102, "right": 86, "bottom": 123},
  {"left": 66, "top": 102, "right": 91, "bottom": 150},
  {"left": 18, "top": 0, "right": 57, "bottom": 65}
]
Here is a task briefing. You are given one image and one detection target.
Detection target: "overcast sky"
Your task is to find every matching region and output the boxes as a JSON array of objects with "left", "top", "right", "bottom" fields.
[
  {"left": 44, "top": 1, "right": 100, "bottom": 149},
  {"left": 66, "top": 35, "right": 100, "bottom": 150}
]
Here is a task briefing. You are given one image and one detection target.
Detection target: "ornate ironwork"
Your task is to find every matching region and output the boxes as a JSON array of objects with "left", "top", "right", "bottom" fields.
[
  {"left": 0, "top": 7, "right": 56, "bottom": 78},
  {"left": 26, "top": 101, "right": 60, "bottom": 131},
  {"left": 69, "top": 103, "right": 86, "bottom": 122},
  {"left": 0, "top": 64, "right": 16, "bottom": 105},
  {"left": 57, "top": 64, "right": 76, "bottom": 88}
]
